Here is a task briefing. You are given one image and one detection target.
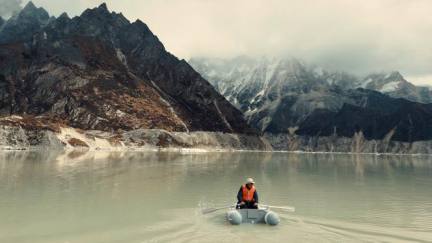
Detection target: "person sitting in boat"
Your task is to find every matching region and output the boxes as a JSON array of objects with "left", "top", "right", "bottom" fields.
[{"left": 237, "top": 178, "right": 259, "bottom": 209}]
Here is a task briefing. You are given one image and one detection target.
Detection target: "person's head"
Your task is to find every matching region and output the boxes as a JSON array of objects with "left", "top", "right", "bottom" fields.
[{"left": 246, "top": 178, "right": 255, "bottom": 189}]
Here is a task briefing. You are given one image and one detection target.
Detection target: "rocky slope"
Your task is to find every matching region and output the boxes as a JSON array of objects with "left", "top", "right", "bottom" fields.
[
  {"left": 0, "top": 2, "right": 266, "bottom": 150},
  {"left": 0, "top": 116, "right": 271, "bottom": 151},
  {"left": 190, "top": 57, "right": 432, "bottom": 153}
]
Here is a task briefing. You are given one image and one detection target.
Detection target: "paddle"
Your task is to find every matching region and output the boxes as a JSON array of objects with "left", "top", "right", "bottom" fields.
[
  {"left": 201, "top": 204, "right": 296, "bottom": 214},
  {"left": 201, "top": 205, "right": 233, "bottom": 214},
  {"left": 259, "top": 205, "right": 296, "bottom": 212}
]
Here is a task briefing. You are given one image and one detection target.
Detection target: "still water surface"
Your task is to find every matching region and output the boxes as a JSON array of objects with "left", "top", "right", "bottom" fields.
[{"left": 0, "top": 151, "right": 431, "bottom": 242}]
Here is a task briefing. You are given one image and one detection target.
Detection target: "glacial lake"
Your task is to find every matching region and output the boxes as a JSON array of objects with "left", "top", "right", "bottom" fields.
[{"left": 0, "top": 151, "right": 431, "bottom": 243}]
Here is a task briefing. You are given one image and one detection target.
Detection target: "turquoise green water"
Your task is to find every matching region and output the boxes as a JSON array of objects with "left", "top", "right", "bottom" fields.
[{"left": 0, "top": 151, "right": 431, "bottom": 242}]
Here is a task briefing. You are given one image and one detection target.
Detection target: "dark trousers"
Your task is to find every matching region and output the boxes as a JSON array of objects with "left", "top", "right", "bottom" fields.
[{"left": 238, "top": 201, "right": 258, "bottom": 209}]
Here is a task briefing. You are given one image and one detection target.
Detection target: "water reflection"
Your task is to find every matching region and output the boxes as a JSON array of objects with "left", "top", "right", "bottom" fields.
[
  {"left": 1, "top": 151, "right": 431, "bottom": 174},
  {"left": 0, "top": 151, "right": 431, "bottom": 243}
]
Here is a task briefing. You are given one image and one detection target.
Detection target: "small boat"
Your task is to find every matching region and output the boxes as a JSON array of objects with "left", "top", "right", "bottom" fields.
[{"left": 226, "top": 205, "right": 280, "bottom": 226}]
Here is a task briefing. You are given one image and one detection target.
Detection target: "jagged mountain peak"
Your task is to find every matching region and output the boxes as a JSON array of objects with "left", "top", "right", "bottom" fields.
[
  {"left": 20, "top": 1, "right": 49, "bottom": 21},
  {"left": 98, "top": 3, "right": 109, "bottom": 11},
  {"left": 131, "top": 19, "right": 153, "bottom": 32},
  {"left": 80, "top": 5, "right": 109, "bottom": 20},
  {"left": 365, "top": 71, "right": 405, "bottom": 81},
  {"left": 0, "top": 1, "right": 51, "bottom": 43},
  {"left": 79, "top": 3, "right": 130, "bottom": 29},
  {"left": 133, "top": 19, "right": 149, "bottom": 28},
  {"left": 23, "top": 1, "right": 36, "bottom": 10},
  {"left": 79, "top": 3, "right": 132, "bottom": 28},
  {"left": 0, "top": 3, "right": 257, "bottom": 136},
  {"left": 58, "top": 12, "right": 69, "bottom": 19},
  {"left": 81, "top": 2, "right": 110, "bottom": 17},
  {"left": 360, "top": 71, "right": 412, "bottom": 94},
  {"left": 387, "top": 71, "right": 404, "bottom": 80}
]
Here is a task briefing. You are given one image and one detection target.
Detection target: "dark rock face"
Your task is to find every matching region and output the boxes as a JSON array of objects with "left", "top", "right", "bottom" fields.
[
  {"left": 263, "top": 87, "right": 432, "bottom": 143},
  {"left": 268, "top": 88, "right": 432, "bottom": 142},
  {"left": 0, "top": 16, "right": 4, "bottom": 27},
  {"left": 0, "top": 3, "right": 256, "bottom": 135},
  {"left": 0, "top": 1, "right": 50, "bottom": 44},
  {"left": 296, "top": 89, "right": 432, "bottom": 142}
]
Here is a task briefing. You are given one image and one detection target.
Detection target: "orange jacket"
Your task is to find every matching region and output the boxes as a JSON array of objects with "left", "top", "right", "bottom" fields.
[{"left": 241, "top": 185, "right": 256, "bottom": 202}]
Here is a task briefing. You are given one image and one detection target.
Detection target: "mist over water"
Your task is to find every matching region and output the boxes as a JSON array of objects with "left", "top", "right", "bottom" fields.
[{"left": 0, "top": 151, "right": 431, "bottom": 242}]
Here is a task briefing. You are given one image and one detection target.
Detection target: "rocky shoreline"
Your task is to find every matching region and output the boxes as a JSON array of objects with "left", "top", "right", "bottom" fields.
[
  {"left": 0, "top": 116, "right": 272, "bottom": 151},
  {"left": 2, "top": 115, "right": 432, "bottom": 155},
  {"left": 265, "top": 132, "right": 432, "bottom": 155}
]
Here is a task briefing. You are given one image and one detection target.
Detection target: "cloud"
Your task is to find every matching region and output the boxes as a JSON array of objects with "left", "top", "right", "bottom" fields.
[
  {"left": 0, "top": 0, "right": 22, "bottom": 19},
  {"left": 22, "top": 0, "right": 432, "bottom": 85}
]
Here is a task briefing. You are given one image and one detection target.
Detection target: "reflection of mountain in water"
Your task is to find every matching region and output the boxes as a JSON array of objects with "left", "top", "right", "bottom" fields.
[{"left": 2, "top": 151, "right": 431, "bottom": 182}]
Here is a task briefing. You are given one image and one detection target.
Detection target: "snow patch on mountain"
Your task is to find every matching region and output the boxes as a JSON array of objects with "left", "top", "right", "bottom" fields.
[
  {"left": 313, "top": 67, "right": 323, "bottom": 77},
  {"left": 379, "top": 81, "right": 401, "bottom": 93},
  {"left": 266, "top": 59, "right": 280, "bottom": 83},
  {"left": 361, "top": 78, "right": 372, "bottom": 88},
  {"left": 116, "top": 48, "right": 127, "bottom": 67},
  {"left": 151, "top": 80, "right": 189, "bottom": 133}
]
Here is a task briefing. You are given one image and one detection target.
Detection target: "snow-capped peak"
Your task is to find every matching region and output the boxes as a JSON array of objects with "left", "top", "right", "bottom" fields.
[{"left": 379, "top": 81, "right": 402, "bottom": 93}]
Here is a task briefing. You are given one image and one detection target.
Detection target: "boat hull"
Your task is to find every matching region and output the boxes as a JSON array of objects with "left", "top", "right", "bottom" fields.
[{"left": 226, "top": 207, "right": 279, "bottom": 226}]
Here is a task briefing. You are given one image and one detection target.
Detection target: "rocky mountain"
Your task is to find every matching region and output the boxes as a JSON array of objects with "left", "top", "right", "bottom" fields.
[
  {"left": 0, "top": 2, "right": 270, "bottom": 151},
  {"left": 0, "top": 2, "right": 51, "bottom": 44},
  {"left": 190, "top": 57, "right": 432, "bottom": 105},
  {"left": 190, "top": 57, "right": 356, "bottom": 132},
  {"left": 190, "top": 57, "right": 432, "bottom": 153},
  {"left": 359, "top": 72, "right": 432, "bottom": 104}
]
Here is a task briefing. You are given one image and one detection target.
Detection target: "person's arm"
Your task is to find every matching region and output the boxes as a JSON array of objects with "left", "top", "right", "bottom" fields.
[
  {"left": 237, "top": 187, "right": 243, "bottom": 204},
  {"left": 254, "top": 190, "right": 259, "bottom": 203}
]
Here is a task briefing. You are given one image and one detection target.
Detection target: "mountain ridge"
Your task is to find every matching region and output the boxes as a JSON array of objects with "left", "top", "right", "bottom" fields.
[
  {"left": 190, "top": 56, "right": 432, "bottom": 149},
  {"left": 1, "top": 3, "right": 431, "bottom": 154},
  {"left": 0, "top": 2, "right": 269, "bottom": 151},
  {"left": 190, "top": 56, "right": 432, "bottom": 104}
]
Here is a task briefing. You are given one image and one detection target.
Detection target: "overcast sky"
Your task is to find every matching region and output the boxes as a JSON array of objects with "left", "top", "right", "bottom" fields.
[{"left": 12, "top": 0, "right": 432, "bottom": 85}]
